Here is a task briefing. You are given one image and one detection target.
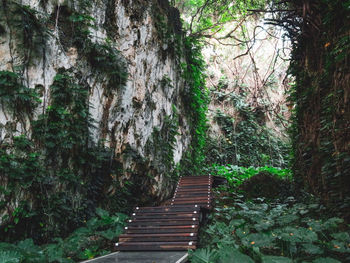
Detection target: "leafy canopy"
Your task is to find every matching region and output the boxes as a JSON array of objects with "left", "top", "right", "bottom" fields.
[{"left": 173, "top": 0, "right": 267, "bottom": 38}]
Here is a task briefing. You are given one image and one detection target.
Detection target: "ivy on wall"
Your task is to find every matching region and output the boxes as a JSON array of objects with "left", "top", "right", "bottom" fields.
[
  {"left": 285, "top": 0, "right": 350, "bottom": 220},
  {"left": 145, "top": 110, "right": 179, "bottom": 178},
  {"left": 0, "top": 71, "right": 40, "bottom": 119},
  {"left": 206, "top": 92, "right": 289, "bottom": 168},
  {"left": 178, "top": 37, "right": 209, "bottom": 175},
  {"left": 0, "top": 69, "right": 129, "bottom": 243},
  {"left": 150, "top": 4, "right": 210, "bottom": 176},
  {"left": 0, "top": 0, "right": 130, "bottom": 242},
  {"left": 0, "top": 0, "right": 214, "bottom": 246}
]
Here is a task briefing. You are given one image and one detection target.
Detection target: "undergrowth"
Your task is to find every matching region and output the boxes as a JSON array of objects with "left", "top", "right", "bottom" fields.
[
  {"left": 208, "top": 164, "right": 292, "bottom": 187},
  {"left": 0, "top": 209, "right": 127, "bottom": 263},
  {"left": 190, "top": 167, "right": 350, "bottom": 263}
]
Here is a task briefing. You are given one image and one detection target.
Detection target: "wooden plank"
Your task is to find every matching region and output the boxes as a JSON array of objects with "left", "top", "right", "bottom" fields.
[
  {"left": 170, "top": 201, "right": 211, "bottom": 205},
  {"left": 119, "top": 234, "right": 197, "bottom": 242},
  {"left": 177, "top": 185, "right": 210, "bottom": 189},
  {"left": 119, "top": 233, "right": 197, "bottom": 238},
  {"left": 129, "top": 216, "right": 199, "bottom": 222},
  {"left": 174, "top": 192, "right": 210, "bottom": 197},
  {"left": 134, "top": 206, "right": 200, "bottom": 212},
  {"left": 132, "top": 211, "right": 199, "bottom": 216},
  {"left": 116, "top": 241, "right": 197, "bottom": 251},
  {"left": 128, "top": 220, "right": 199, "bottom": 226},
  {"left": 116, "top": 175, "right": 213, "bottom": 251},
  {"left": 131, "top": 213, "right": 199, "bottom": 219},
  {"left": 125, "top": 227, "right": 198, "bottom": 234},
  {"left": 171, "top": 196, "right": 212, "bottom": 201}
]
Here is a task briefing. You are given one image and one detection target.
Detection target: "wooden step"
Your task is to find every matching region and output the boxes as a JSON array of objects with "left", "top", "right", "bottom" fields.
[
  {"left": 170, "top": 201, "right": 211, "bottom": 206},
  {"left": 171, "top": 196, "right": 211, "bottom": 201},
  {"left": 133, "top": 205, "right": 200, "bottom": 212},
  {"left": 132, "top": 210, "right": 199, "bottom": 216},
  {"left": 125, "top": 225, "right": 198, "bottom": 234},
  {"left": 128, "top": 220, "right": 199, "bottom": 226},
  {"left": 116, "top": 175, "right": 213, "bottom": 251},
  {"left": 128, "top": 216, "right": 199, "bottom": 222},
  {"left": 131, "top": 213, "right": 199, "bottom": 219},
  {"left": 116, "top": 241, "right": 197, "bottom": 251},
  {"left": 119, "top": 233, "right": 197, "bottom": 242}
]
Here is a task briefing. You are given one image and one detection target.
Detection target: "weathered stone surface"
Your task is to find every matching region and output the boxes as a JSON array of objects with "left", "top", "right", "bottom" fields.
[{"left": 0, "top": 0, "right": 190, "bottom": 207}]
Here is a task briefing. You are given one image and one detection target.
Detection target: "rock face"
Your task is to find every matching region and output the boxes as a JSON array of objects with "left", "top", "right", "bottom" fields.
[{"left": 0, "top": 0, "right": 192, "bottom": 235}]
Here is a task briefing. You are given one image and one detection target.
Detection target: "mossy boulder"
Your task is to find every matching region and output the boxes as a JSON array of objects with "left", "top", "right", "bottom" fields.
[{"left": 239, "top": 171, "right": 292, "bottom": 199}]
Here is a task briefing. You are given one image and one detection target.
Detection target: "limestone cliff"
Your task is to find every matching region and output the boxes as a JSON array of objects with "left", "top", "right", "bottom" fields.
[{"left": 0, "top": 0, "right": 194, "bottom": 239}]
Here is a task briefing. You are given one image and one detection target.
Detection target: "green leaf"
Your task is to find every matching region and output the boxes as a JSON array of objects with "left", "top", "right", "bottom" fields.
[
  {"left": 331, "top": 232, "right": 350, "bottom": 242},
  {"left": 0, "top": 251, "right": 21, "bottom": 263},
  {"left": 301, "top": 243, "right": 323, "bottom": 255},
  {"left": 43, "top": 244, "right": 64, "bottom": 263},
  {"left": 254, "top": 220, "right": 275, "bottom": 231},
  {"left": 276, "top": 214, "right": 299, "bottom": 225},
  {"left": 261, "top": 255, "right": 293, "bottom": 263},
  {"left": 241, "top": 233, "right": 275, "bottom": 248},
  {"left": 312, "top": 257, "right": 341, "bottom": 263},
  {"left": 235, "top": 227, "right": 250, "bottom": 239},
  {"left": 229, "top": 219, "right": 245, "bottom": 227},
  {"left": 190, "top": 248, "right": 219, "bottom": 263},
  {"left": 99, "top": 229, "right": 116, "bottom": 240},
  {"left": 218, "top": 246, "right": 254, "bottom": 263},
  {"left": 323, "top": 218, "right": 344, "bottom": 229}
]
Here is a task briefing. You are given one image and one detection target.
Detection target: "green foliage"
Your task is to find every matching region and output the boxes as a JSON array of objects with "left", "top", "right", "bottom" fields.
[
  {"left": 10, "top": 2, "right": 48, "bottom": 50},
  {"left": 0, "top": 1, "right": 50, "bottom": 69},
  {"left": 0, "top": 71, "right": 40, "bottom": 118},
  {"left": 206, "top": 92, "right": 289, "bottom": 167},
  {"left": 86, "top": 42, "right": 128, "bottom": 92},
  {"left": 58, "top": 6, "right": 128, "bottom": 93},
  {"left": 145, "top": 111, "right": 179, "bottom": 177},
  {"left": 1, "top": 69, "right": 129, "bottom": 243},
  {"left": 209, "top": 164, "right": 291, "bottom": 187},
  {"left": 192, "top": 185, "right": 350, "bottom": 263},
  {"left": 68, "top": 11, "right": 95, "bottom": 49},
  {"left": 0, "top": 135, "right": 42, "bottom": 237},
  {"left": 287, "top": 0, "right": 350, "bottom": 217},
  {"left": 0, "top": 210, "right": 127, "bottom": 262},
  {"left": 179, "top": 37, "right": 209, "bottom": 175},
  {"left": 173, "top": 0, "right": 267, "bottom": 38},
  {"left": 189, "top": 248, "right": 219, "bottom": 263},
  {"left": 32, "top": 70, "right": 90, "bottom": 160},
  {"left": 151, "top": 2, "right": 182, "bottom": 51}
]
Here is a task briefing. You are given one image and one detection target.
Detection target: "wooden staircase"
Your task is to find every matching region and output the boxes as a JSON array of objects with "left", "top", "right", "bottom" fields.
[{"left": 116, "top": 175, "right": 213, "bottom": 251}]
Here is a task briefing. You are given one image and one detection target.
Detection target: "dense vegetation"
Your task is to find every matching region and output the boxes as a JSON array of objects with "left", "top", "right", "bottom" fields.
[
  {"left": 0, "top": 209, "right": 127, "bottom": 262},
  {"left": 0, "top": 0, "right": 209, "bottom": 261},
  {"left": 285, "top": 0, "right": 350, "bottom": 220},
  {"left": 177, "top": 0, "right": 350, "bottom": 262},
  {"left": 190, "top": 167, "right": 350, "bottom": 262},
  {"left": 1, "top": 0, "right": 350, "bottom": 262}
]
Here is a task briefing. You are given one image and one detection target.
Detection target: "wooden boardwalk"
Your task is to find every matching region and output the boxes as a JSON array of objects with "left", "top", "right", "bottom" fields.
[{"left": 116, "top": 175, "right": 213, "bottom": 251}]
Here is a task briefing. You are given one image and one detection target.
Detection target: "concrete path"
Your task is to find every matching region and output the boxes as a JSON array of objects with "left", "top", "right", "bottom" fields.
[{"left": 82, "top": 251, "right": 188, "bottom": 263}]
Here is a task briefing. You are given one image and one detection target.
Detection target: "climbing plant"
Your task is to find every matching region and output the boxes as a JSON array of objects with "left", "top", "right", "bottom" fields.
[
  {"left": 0, "top": 69, "right": 129, "bottom": 243},
  {"left": 145, "top": 110, "right": 179, "bottom": 177},
  {"left": 0, "top": 0, "right": 49, "bottom": 73},
  {"left": 206, "top": 92, "right": 290, "bottom": 168},
  {"left": 0, "top": 71, "right": 40, "bottom": 119},
  {"left": 271, "top": 0, "right": 350, "bottom": 219},
  {"left": 179, "top": 36, "right": 210, "bottom": 175}
]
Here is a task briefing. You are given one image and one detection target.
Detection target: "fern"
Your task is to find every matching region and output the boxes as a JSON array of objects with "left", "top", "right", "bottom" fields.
[
  {"left": 189, "top": 248, "right": 218, "bottom": 263},
  {"left": 0, "top": 250, "right": 21, "bottom": 263}
]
